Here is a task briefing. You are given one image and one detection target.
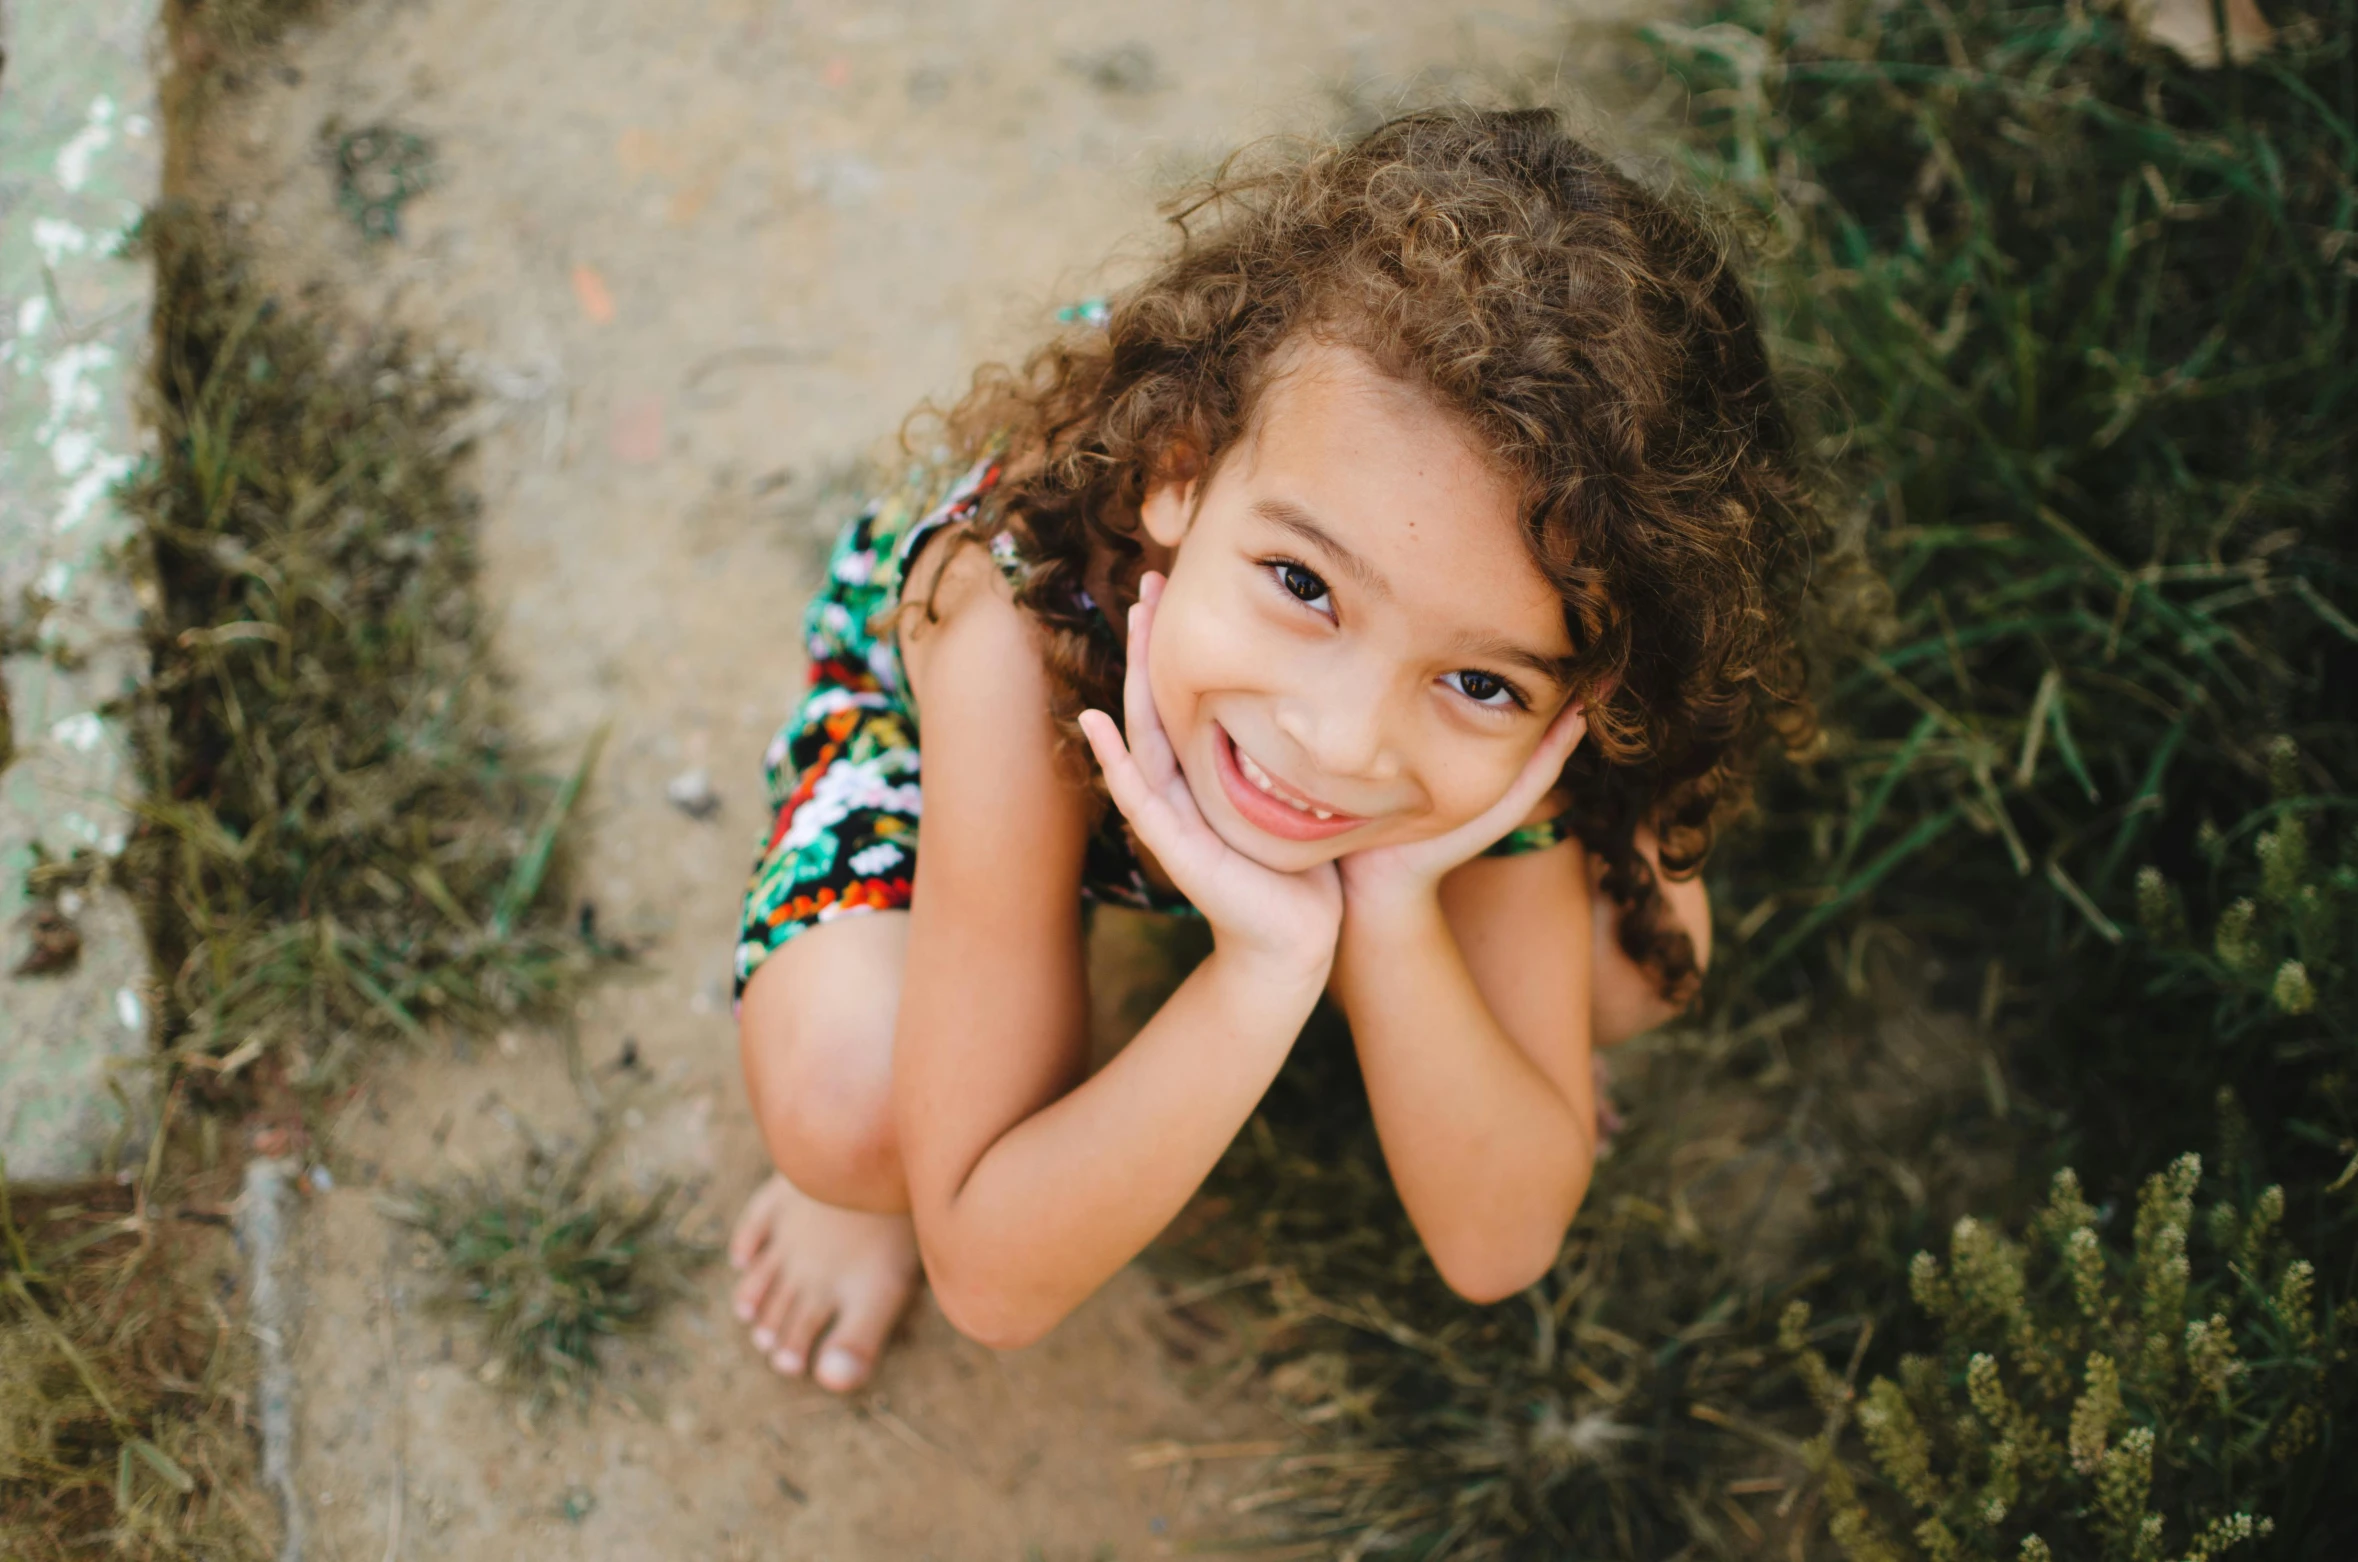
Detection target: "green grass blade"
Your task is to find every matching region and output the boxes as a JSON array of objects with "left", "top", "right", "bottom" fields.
[
  {"left": 1835, "top": 710, "right": 1942, "bottom": 879},
  {"left": 492, "top": 724, "right": 607, "bottom": 939},
  {"left": 1760, "top": 806, "right": 1963, "bottom": 974},
  {"left": 127, "top": 1438, "right": 196, "bottom": 1494},
  {"left": 2046, "top": 682, "right": 2101, "bottom": 803}
]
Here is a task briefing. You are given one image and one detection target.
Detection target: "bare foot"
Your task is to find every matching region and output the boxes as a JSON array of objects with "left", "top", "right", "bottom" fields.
[{"left": 728, "top": 1172, "right": 920, "bottom": 1393}]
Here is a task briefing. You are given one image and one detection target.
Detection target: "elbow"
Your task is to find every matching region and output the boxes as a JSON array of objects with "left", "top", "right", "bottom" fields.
[
  {"left": 1432, "top": 1239, "right": 1561, "bottom": 1306},
  {"left": 1425, "top": 1188, "right": 1589, "bottom": 1305}
]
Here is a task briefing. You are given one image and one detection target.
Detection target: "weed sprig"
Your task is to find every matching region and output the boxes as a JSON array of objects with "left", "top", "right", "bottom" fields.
[{"left": 384, "top": 1116, "right": 715, "bottom": 1414}]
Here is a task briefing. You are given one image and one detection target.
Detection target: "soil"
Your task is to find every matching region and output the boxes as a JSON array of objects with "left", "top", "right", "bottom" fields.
[{"left": 180, "top": 0, "right": 1621, "bottom": 1555}]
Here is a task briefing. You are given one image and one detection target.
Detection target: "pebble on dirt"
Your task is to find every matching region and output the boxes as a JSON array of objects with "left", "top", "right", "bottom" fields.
[{"left": 666, "top": 767, "right": 721, "bottom": 820}]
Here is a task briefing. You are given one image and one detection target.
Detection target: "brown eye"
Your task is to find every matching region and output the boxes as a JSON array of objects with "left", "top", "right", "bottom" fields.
[
  {"left": 1445, "top": 670, "right": 1517, "bottom": 708},
  {"left": 1275, "top": 562, "right": 1332, "bottom": 610}
]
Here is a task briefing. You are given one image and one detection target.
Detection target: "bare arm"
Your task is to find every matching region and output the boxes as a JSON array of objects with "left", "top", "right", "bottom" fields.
[
  {"left": 1330, "top": 807, "right": 1599, "bottom": 1303},
  {"left": 893, "top": 551, "right": 1334, "bottom": 1349},
  {"left": 1333, "top": 764, "right": 1711, "bottom": 1303}
]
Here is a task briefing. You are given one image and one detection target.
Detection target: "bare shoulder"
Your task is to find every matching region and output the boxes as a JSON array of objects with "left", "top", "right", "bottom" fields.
[
  {"left": 899, "top": 531, "right": 1017, "bottom": 657},
  {"left": 899, "top": 537, "right": 1054, "bottom": 727},
  {"left": 897, "top": 533, "right": 1092, "bottom": 876}
]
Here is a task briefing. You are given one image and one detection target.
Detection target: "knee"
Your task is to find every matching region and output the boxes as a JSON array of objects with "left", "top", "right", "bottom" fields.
[{"left": 738, "top": 970, "right": 904, "bottom": 1211}]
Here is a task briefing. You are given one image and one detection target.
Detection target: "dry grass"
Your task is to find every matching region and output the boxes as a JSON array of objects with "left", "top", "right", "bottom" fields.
[
  {"left": 121, "top": 205, "right": 603, "bottom": 1096},
  {"left": 0, "top": 1170, "right": 267, "bottom": 1561}
]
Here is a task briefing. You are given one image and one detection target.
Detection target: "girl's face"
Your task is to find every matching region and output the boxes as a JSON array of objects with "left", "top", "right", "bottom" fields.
[{"left": 1139, "top": 341, "right": 1578, "bottom": 874}]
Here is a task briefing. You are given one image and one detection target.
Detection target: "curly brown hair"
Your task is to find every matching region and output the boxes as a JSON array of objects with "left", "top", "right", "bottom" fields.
[{"left": 936, "top": 106, "right": 1819, "bottom": 1005}]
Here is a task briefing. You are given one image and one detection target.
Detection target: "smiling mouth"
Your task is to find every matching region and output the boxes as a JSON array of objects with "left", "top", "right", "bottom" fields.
[
  {"left": 1212, "top": 725, "right": 1366, "bottom": 843},
  {"left": 1235, "top": 743, "right": 1341, "bottom": 820}
]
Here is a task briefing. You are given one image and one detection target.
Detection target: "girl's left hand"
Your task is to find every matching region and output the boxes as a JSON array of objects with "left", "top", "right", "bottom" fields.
[{"left": 1336, "top": 700, "right": 1588, "bottom": 916}]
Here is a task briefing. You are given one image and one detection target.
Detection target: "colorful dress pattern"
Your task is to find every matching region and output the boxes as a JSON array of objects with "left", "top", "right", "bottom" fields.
[{"left": 734, "top": 457, "right": 1581, "bottom": 997}]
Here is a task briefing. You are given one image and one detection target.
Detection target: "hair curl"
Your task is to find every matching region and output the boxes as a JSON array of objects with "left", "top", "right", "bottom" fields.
[{"left": 936, "top": 107, "right": 1820, "bottom": 1006}]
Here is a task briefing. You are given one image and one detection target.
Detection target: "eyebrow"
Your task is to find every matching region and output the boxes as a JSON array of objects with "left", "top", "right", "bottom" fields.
[
  {"left": 1249, "top": 497, "right": 1390, "bottom": 600},
  {"left": 1458, "top": 634, "right": 1578, "bottom": 693},
  {"left": 1251, "top": 497, "right": 1573, "bottom": 693}
]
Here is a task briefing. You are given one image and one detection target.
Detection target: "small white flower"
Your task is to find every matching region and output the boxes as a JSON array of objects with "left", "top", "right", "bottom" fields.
[
  {"left": 800, "top": 687, "right": 892, "bottom": 721},
  {"left": 777, "top": 756, "right": 922, "bottom": 854},
  {"left": 849, "top": 842, "right": 905, "bottom": 877}
]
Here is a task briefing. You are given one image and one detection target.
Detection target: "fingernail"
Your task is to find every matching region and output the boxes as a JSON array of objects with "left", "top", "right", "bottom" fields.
[
  {"left": 751, "top": 1327, "right": 774, "bottom": 1350},
  {"left": 734, "top": 1299, "right": 753, "bottom": 1322},
  {"left": 771, "top": 1347, "right": 803, "bottom": 1375}
]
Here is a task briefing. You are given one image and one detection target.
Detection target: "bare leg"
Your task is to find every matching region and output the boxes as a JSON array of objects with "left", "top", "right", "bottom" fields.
[
  {"left": 727, "top": 911, "right": 921, "bottom": 1393},
  {"left": 1587, "top": 835, "right": 1711, "bottom": 1144},
  {"left": 1588, "top": 830, "right": 1713, "bottom": 1052}
]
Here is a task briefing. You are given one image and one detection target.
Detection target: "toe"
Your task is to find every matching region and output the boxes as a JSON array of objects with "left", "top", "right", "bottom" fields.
[
  {"left": 773, "top": 1287, "right": 835, "bottom": 1378},
  {"left": 812, "top": 1278, "right": 910, "bottom": 1394},
  {"left": 731, "top": 1249, "right": 780, "bottom": 1328},
  {"left": 727, "top": 1175, "right": 787, "bottom": 1273},
  {"left": 813, "top": 1339, "right": 873, "bottom": 1394},
  {"left": 751, "top": 1270, "right": 800, "bottom": 1357}
]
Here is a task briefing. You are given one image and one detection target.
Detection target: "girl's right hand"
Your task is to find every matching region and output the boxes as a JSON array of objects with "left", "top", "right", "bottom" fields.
[{"left": 1078, "top": 573, "right": 1343, "bottom": 984}]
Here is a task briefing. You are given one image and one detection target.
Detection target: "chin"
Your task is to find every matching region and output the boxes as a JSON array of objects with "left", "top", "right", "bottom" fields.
[{"left": 1213, "top": 815, "right": 1352, "bottom": 873}]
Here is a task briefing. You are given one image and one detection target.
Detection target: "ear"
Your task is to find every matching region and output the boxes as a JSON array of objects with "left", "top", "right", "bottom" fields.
[{"left": 1137, "top": 444, "right": 1203, "bottom": 550}]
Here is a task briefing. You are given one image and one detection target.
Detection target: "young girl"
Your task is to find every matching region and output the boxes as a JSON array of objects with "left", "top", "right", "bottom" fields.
[{"left": 725, "top": 109, "right": 1814, "bottom": 1393}]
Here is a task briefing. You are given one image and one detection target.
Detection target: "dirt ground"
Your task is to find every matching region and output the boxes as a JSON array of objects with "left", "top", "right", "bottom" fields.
[{"left": 184, "top": 1, "right": 1628, "bottom": 1555}]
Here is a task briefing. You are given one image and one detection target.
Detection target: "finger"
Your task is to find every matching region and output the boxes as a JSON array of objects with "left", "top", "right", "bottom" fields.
[
  {"left": 1079, "top": 709, "right": 1171, "bottom": 836},
  {"left": 1493, "top": 703, "right": 1588, "bottom": 823},
  {"left": 1539, "top": 698, "right": 1589, "bottom": 770},
  {"left": 1082, "top": 706, "right": 1211, "bottom": 872},
  {"left": 1078, "top": 708, "right": 1137, "bottom": 793},
  {"left": 1121, "top": 580, "right": 1179, "bottom": 788}
]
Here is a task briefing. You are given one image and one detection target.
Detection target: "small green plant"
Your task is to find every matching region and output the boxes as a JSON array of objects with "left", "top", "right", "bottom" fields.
[
  {"left": 385, "top": 1116, "right": 715, "bottom": 1412},
  {"left": 2139, "top": 739, "right": 2354, "bottom": 1053},
  {"left": 324, "top": 122, "right": 437, "bottom": 239},
  {"left": 1788, "top": 1159, "right": 2351, "bottom": 1561}
]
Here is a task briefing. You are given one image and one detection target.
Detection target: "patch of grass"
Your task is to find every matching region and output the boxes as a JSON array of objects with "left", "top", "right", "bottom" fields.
[
  {"left": 25, "top": 7, "right": 623, "bottom": 1557},
  {"left": 383, "top": 1111, "right": 715, "bottom": 1414},
  {"left": 1183, "top": 982, "right": 2008, "bottom": 1559},
  {"left": 1656, "top": 0, "right": 2356, "bottom": 1181},
  {"left": 121, "top": 206, "right": 602, "bottom": 1093},
  {"left": 0, "top": 1170, "right": 265, "bottom": 1561}
]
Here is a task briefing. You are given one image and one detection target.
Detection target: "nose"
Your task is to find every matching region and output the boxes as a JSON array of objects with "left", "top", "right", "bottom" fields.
[{"left": 1271, "top": 653, "right": 1400, "bottom": 785}]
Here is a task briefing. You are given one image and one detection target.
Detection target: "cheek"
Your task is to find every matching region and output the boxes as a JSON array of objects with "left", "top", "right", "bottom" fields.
[
  {"left": 1146, "top": 575, "right": 1263, "bottom": 729},
  {"left": 1414, "top": 740, "right": 1530, "bottom": 832}
]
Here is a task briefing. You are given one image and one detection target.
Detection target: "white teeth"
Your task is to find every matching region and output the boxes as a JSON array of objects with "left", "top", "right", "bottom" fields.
[{"left": 1236, "top": 743, "right": 1334, "bottom": 817}]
